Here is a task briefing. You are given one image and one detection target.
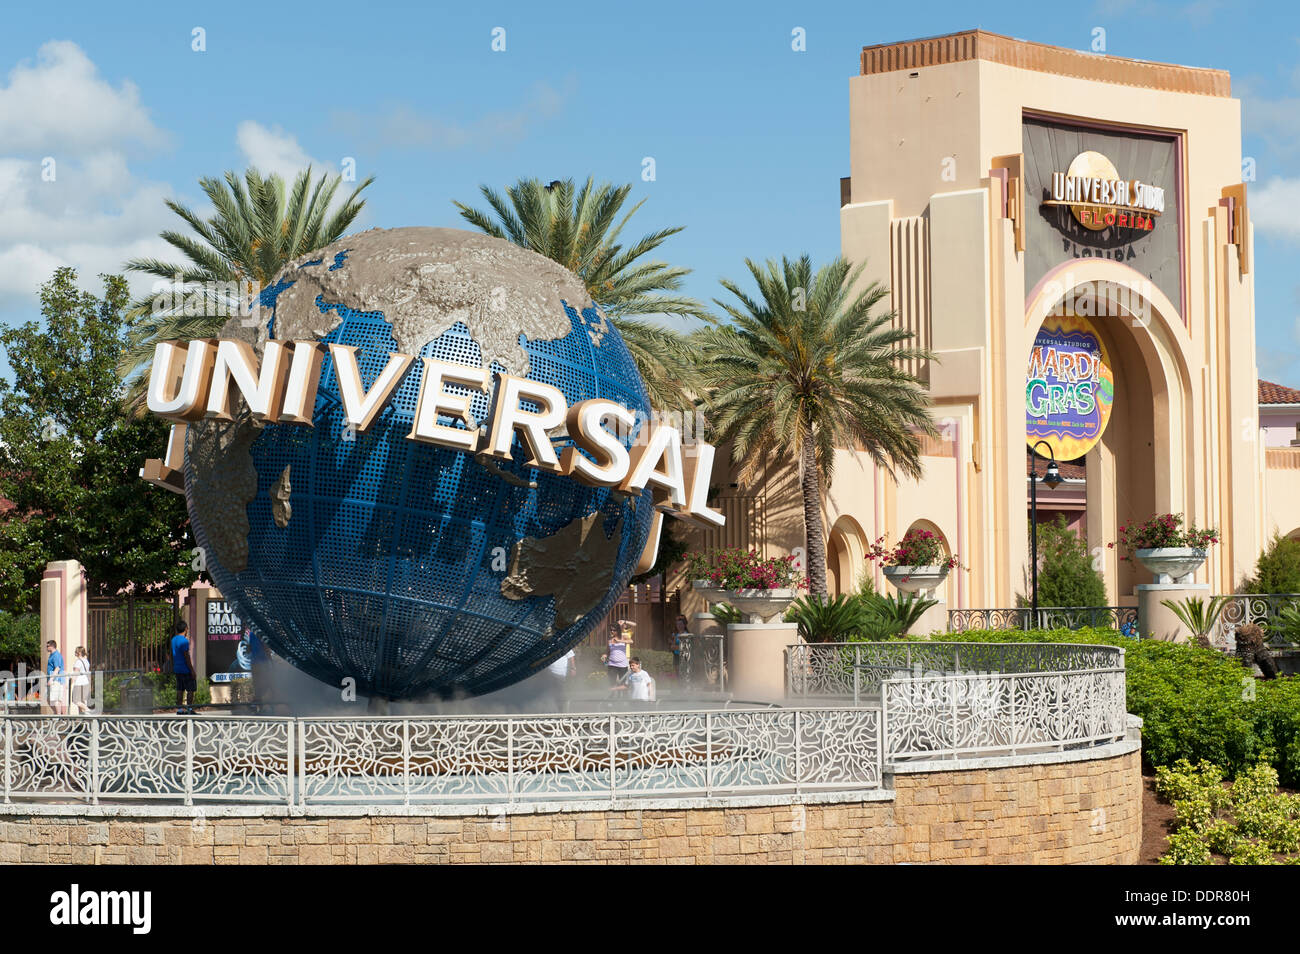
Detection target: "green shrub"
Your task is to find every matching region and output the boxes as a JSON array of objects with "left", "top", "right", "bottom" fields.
[
  {"left": 1017, "top": 514, "right": 1107, "bottom": 607},
  {"left": 1153, "top": 759, "right": 1299, "bottom": 864},
  {"left": 940, "top": 627, "right": 1300, "bottom": 785},
  {"left": 785, "top": 594, "right": 869, "bottom": 643},
  {"left": 1244, "top": 533, "right": 1300, "bottom": 595}
]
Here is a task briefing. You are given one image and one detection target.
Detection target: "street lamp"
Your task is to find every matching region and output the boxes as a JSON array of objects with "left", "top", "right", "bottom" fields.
[{"left": 1029, "top": 440, "right": 1062, "bottom": 624}]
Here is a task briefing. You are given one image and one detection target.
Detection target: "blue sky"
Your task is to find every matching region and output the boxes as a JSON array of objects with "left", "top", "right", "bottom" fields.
[{"left": 1, "top": 0, "right": 1298, "bottom": 379}]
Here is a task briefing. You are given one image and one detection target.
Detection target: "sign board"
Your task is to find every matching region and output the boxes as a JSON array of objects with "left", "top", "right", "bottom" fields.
[
  {"left": 205, "top": 598, "right": 253, "bottom": 681},
  {"left": 1023, "top": 117, "right": 1181, "bottom": 316},
  {"left": 1026, "top": 314, "right": 1115, "bottom": 461}
]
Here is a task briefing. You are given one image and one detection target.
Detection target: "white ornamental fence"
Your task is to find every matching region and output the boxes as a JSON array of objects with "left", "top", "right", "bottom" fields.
[
  {"left": 786, "top": 642, "right": 1129, "bottom": 762},
  {"left": 0, "top": 708, "right": 882, "bottom": 810}
]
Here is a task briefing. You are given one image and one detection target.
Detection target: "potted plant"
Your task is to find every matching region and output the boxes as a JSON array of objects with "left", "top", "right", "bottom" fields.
[
  {"left": 686, "top": 548, "right": 807, "bottom": 623},
  {"left": 865, "top": 528, "right": 962, "bottom": 597},
  {"left": 1111, "top": 513, "right": 1219, "bottom": 584}
]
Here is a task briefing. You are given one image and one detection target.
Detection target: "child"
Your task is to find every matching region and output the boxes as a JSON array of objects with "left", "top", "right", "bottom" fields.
[{"left": 614, "top": 657, "right": 655, "bottom": 704}]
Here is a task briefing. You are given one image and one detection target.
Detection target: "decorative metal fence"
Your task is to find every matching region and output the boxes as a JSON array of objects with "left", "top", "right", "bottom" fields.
[
  {"left": 947, "top": 606, "right": 1138, "bottom": 634},
  {"left": 1216, "top": 594, "right": 1300, "bottom": 648},
  {"left": 786, "top": 641, "right": 1124, "bottom": 699},
  {"left": 86, "top": 595, "right": 181, "bottom": 673},
  {"left": 882, "top": 667, "right": 1127, "bottom": 761},
  {"left": 678, "top": 635, "right": 726, "bottom": 691},
  {"left": 786, "top": 642, "right": 1128, "bottom": 762},
  {"left": 1, "top": 707, "right": 883, "bottom": 809}
]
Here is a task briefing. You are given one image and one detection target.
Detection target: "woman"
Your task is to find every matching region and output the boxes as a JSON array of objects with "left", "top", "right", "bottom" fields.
[
  {"left": 71, "top": 646, "right": 91, "bottom": 714},
  {"left": 670, "top": 614, "right": 690, "bottom": 677},
  {"left": 601, "top": 625, "right": 629, "bottom": 686}
]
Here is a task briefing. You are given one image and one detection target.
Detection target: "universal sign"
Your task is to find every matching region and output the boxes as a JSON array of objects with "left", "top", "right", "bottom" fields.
[
  {"left": 146, "top": 339, "right": 726, "bottom": 532},
  {"left": 1045, "top": 150, "right": 1165, "bottom": 232}
]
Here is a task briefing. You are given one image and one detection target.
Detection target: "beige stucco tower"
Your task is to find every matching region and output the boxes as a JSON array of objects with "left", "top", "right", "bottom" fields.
[{"left": 834, "top": 30, "right": 1259, "bottom": 608}]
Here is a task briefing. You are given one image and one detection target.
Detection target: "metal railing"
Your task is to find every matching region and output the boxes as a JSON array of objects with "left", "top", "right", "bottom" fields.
[
  {"left": 1215, "top": 594, "right": 1300, "bottom": 648},
  {"left": 947, "top": 606, "right": 1138, "bottom": 634},
  {"left": 1, "top": 669, "right": 165, "bottom": 715},
  {"left": 787, "top": 642, "right": 1128, "bottom": 762},
  {"left": 786, "top": 641, "right": 1124, "bottom": 699},
  {"left": 0, "top": 707, "right": 883, "bottom": 809},
  {"left": 678, "top": 635, "right": 726, "bottom": 691}
]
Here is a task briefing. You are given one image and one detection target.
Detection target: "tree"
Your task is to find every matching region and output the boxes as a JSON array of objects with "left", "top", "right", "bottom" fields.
[
  {"left": 454, "top": 176, "right": 708, "bottom": 413},
  {"left": 1243, "top": 532, "right": 1300, "bottom": 594},
  {"left": 118, "top": 166, "right": 374, "bottom": 407},
  {"left": 0, "top": 269, "right": 197, "bottom": 611},
  {"left": 1019, "top": 514, "right": 1108, "bottom": 608},
  {"left": 695, "top": 256, "right": 936, "bottom": 596}
]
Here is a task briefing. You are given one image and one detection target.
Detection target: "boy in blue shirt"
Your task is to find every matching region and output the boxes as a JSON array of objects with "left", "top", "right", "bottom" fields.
[{"left": 170, "top": 621, "right": 197, "bottom": 715}]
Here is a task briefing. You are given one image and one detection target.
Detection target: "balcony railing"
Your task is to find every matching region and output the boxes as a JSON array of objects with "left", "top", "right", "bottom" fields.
[{"left": 947, "top": 606, "right": 1138, "bottom": 634}]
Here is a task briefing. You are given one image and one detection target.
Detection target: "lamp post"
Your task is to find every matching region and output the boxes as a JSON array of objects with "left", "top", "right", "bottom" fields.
[{"left": 1029, "top": 440, "right": 1062, "bottom": 625}]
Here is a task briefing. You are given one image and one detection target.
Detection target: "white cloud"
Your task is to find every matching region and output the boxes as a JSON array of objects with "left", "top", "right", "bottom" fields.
[
  {"left": 329, "top": 79, "right": 572, "bottom": 153},
  {"left": 236, "top": 121, "right": 333, "bottom": 181},
  {"left": 0, "top": 43, "right": 177, "bottom": 312},
  {"left": 1252, "top": 176, "right": 1300, "bottom": 240},
  {"left": 0, "top": 41, "right": 166, "bottom": 155}
]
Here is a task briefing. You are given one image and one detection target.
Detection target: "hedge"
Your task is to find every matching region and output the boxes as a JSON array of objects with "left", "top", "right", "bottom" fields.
[{"left": 933, "top": 628, "right": 1300, "bottom": 786}]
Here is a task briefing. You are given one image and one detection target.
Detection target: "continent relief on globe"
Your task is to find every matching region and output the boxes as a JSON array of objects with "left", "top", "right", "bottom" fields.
[
  {"left": 180, "top": 230, "right": 587, "bottom": 574},
  {"left": 185, "top": 228, "right": 614, "bottom": 619}
]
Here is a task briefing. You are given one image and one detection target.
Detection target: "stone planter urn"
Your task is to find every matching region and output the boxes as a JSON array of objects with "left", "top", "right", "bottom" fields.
[
  {"left": 1134, "top": 547, "right": 1207, "bottom": 584},
  {"left": 881, "top": 565, "right": 950, "bottom": 597},
  {"left": 691, "top": 581, "right": 798, "bottom": 624}
]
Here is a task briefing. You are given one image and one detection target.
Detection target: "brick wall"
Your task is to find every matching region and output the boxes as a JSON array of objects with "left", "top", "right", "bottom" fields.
[{"left": 0, "top": 750, "right": 1141, "bottom": 864}]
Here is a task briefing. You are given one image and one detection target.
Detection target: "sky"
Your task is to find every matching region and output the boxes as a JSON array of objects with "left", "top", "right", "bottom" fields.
[{"left": 1, "top": 0, "right": 1299, "bottom": 380}]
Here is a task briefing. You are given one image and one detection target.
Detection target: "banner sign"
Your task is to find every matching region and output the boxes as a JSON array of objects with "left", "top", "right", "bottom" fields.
[
  {"left": 1026, "top": 314, "right": 1115, "bottom": 461},
  {"left": 1022, "top": 116, "right": 1182, "bottom": 316},
  {"left": 205, "top": 598, "right": 253, "bottom": 680}
]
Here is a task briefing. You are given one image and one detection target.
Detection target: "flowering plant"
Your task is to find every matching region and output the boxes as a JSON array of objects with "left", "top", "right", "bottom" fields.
[
  {"left": 864, "top": 529, "right": 962, "bottom": 570},
  {"left": 1109, "top": 513, "right": 1219, "bottom": 560},
  {"left": 685, "top": 548, "right": 807, "bottom": 592}
]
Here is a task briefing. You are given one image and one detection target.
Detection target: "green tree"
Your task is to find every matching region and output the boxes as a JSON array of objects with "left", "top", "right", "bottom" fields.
[
  {"left": 1243, "top": 533, "right": 1300, "bottom": 594},
  {"left": 0, "top": 611, "right": 40, "bottom": 667},
  {"left": 0, "top": 269, "right": 197, "bottom": 611},
  {"left": 118, "top": 166, "right": 374, "bottom": 406},
  {"left": 695, "top": 256, "right": 936, "bottom": 596},
  {"left": 454, "top": 176, "right": 708, "bottom": 413},
  {"left": 1019, "top": 515, "right": 1108, "bottom": 607}
]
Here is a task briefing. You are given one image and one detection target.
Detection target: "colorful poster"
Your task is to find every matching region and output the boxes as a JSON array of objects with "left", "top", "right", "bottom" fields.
[
  {"left": 206, "top": 598, "right": 253, "bottom": 681},
  {"left": 1026, "top": 314, "right": 1115, "bottom": 460}
]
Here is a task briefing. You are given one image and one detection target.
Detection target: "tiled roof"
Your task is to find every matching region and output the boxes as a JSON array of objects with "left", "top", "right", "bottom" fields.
[
  {"left": 1026, "top": 458, "right": 1085, "bottom": 480},
  {"left": 1259, "top": 380, "right": 1300, "bottom": 405}
]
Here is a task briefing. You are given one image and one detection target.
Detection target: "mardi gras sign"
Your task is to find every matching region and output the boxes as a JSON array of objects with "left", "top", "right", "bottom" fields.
[{"left": 1026, "top": 314, "right": 1115, "bottom": 460}]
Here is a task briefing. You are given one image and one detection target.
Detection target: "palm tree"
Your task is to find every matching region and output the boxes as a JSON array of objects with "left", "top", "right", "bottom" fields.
[
  {"left": 118, "top": 166, "right": 374, "bottom": 405},
  {"left": 453, "top": 177, "right": 708, "bottom": 413},
  {"left": 695, "top": 255, "right": 937, "bottom": 596}
]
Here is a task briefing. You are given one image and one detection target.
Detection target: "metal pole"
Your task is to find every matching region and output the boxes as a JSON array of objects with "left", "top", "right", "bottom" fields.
[{"left": 1031, "top": 453, "right": 1040, "bottom": 621}]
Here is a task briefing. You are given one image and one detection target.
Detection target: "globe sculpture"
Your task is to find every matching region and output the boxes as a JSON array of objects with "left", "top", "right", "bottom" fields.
[{"left": 182, "top": 227, "right": 654, "bottom": 699}]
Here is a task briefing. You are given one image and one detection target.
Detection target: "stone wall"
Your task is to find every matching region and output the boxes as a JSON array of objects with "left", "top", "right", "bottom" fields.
[{"left": 0, "top": 749, "right": 1141, "bottom": 865}]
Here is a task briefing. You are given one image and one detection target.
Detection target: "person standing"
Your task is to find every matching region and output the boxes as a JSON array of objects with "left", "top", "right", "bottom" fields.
[
  {"left": 670, "top": 614, "right": 690, "bottom": 678},
  {"left": 45, "top": 640, "right": 66, "bottom": 715},
  {"left": 613, "top": 658, "right": 655, "bottom": 705},
  {"left": 71, "top": 646, "right": 91, "bottom": 714},
  {"left": 170, "top": 620, "right": 198, "bottom": 715},
  {"left": 545, "top": 648, "right": 576, "bottom": 712},
  {"left": 601, "top": 625, "right": 629, "bottom": 686}
]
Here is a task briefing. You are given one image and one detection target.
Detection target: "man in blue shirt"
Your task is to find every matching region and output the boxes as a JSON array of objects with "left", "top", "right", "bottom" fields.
[
  {"left": 45, "top": 640, "right": 66, "bottom": 715},
  {"left": 170, "top": 621, "right": 197, "bottom": 715}
]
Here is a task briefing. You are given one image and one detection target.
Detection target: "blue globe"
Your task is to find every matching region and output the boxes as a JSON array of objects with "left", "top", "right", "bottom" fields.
[{"left": 183, "top": 228, "right": 654, "bottom": 699}]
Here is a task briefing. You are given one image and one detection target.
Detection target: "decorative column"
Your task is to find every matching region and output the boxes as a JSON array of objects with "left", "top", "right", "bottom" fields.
[{"left": 40, "top": 560, "right": 87, "bottom": 713}]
